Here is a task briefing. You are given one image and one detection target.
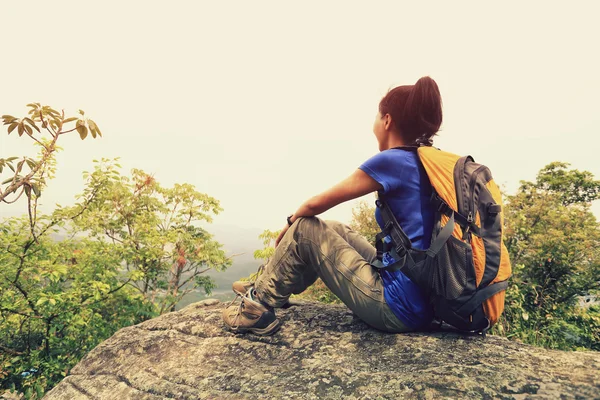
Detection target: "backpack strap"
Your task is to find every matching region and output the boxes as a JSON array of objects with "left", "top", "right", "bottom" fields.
[
  {"left": 376, "top": 197, "right": 413, "bottom": 254},
  {"left": 456, "top": 280, "right": 509, "bottom": 316},
  {"left": 430, "top": 193, "right": 480, "bottom": 238},
  {"left": 426, "top": 211, "right": 455, "bottom": 258},
  {"left": 373, "top": 195, "right": 452, "bottom": 272},
  {"left": 372, "top": 196, "right": 417, "bottom": 271}
]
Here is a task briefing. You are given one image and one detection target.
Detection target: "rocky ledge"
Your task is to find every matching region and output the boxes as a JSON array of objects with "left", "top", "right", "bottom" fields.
[{"left": 45, "top": 300, "right": 600, "bottom": 399}]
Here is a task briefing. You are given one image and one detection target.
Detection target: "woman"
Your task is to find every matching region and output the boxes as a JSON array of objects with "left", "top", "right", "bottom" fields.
[{"left": 223, "top": 76, "right": 442, "bottom": 335}]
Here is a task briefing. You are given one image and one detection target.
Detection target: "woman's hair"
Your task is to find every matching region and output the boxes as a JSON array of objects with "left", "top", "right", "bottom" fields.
[{"left": 378, "top": 76, "right": 443, "bottom": 146}]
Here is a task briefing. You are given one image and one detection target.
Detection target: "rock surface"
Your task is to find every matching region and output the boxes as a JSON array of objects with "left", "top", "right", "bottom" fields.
[{"left": 45, "top": 299, "right": 600, "bottom": 399}]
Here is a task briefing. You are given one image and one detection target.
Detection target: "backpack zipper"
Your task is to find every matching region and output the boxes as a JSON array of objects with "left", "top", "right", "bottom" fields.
[
  {"left": 468, "top": 165, "right": 490, "bottom": 226},
  {"left": 455, "top": 157, "right": 469, "bottom": 215}
]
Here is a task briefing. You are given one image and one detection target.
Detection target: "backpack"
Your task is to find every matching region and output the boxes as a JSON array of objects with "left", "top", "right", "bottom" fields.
[{"left": 372, "top": 146, "right": 512, "bottom": 334}]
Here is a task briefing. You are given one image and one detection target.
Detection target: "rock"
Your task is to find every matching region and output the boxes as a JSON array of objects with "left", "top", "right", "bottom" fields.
[{"left": 45, "top": 299, "right": 600, "bottom": 399}]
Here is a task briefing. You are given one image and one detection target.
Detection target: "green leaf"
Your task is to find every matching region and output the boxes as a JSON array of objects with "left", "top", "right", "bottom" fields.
[
  {"left": 77, "top": 124, "right": 88, "bottom": 139},
  {"left": 49, "top": 298, "right": 56, "bottom": 306},
  {"left": 35, "top": 384, "right": 44, "bottom": 399},
  {"left": 26, "top": 159, "right": 38, "bottom": 170},
  {"left": 36, "top": 297, "right": 48, "bottom": 306},
  {"left": 63, "top": 117, "right": 78, "bottom": 124},
  {"left": 32, "top": 183, "right": 41, "bottom": 197}
]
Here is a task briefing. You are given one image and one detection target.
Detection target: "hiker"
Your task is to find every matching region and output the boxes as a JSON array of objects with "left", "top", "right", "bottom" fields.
[{"left": 223, "top": 76, "right": 443, "bottom": 335}]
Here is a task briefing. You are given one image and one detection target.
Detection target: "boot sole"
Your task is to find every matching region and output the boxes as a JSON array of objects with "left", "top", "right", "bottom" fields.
[{"left": 231, "top": 318, "right": 282, "bottom": 336}]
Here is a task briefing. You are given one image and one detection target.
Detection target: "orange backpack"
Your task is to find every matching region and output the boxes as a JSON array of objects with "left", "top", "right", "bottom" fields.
[{"left": 372, "top": 146, "right": 512, "bottom": 334}]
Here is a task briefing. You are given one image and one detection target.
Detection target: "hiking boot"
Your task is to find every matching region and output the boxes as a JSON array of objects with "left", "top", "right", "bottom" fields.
[
  {"left": 222, "top": 288, "right": 281, "bottom": 335},
  {"left": 231, "top": 280, "right": 293, "bottom": 309},
  {"left": 230, "top": 265, "right": 292, "bottom": 309}
]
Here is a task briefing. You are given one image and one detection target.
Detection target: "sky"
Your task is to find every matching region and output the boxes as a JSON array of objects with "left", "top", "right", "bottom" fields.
[{"left": 1, "top": 1, "right": 599, "bottom": 234}]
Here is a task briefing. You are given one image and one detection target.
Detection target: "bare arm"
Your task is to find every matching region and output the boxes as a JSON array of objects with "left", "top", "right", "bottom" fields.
[{"left": 276, "top": 169, "right": 382, "bottom": 246}]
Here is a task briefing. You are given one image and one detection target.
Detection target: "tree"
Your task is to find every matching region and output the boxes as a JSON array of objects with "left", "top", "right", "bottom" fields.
[
  {"left": 1, "top": 104, "right": 231, "bottom": 398},
  {"left": 0, "top": 107, "right": 155, "bottom": 397},
  {"left": 1, "top": 104, "right": 100, "bottom": 205},
  {"left": 0, "top": 216, "right": 154, "bottom": 397},
  {"left": 521, "top": 162, "right": 600, "bottom": 206},
  {"left": 69, "top": 159, "right": 231, "bottom": 314},
  {"left": 494, "top": 163, "right": 600, "bottom": 349}
]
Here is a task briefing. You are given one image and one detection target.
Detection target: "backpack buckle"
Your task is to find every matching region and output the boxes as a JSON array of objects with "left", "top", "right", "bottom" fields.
[
  {"left": 436, "top": 200, "right": 450, "bottom": 214},
  {"left": 395, "top": 244, "right": 407, "bottom": 258}
]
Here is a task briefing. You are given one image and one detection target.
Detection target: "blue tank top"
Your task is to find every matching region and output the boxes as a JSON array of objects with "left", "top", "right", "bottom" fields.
[{"left": 359, "top": 148, "right": 434, "bottom": 329}]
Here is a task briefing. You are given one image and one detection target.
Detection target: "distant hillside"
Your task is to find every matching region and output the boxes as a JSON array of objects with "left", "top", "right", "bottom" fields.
[{"left": 205, "top": 223, "right": 266, "bottom": 287}]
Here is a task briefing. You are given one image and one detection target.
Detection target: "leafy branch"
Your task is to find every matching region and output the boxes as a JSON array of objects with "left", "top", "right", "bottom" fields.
[{"left": 0, "top": 104, "right": 101, "bottom": 205}]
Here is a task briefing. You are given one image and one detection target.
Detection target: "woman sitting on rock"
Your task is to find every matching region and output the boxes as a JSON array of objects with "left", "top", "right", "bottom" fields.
[{"left": 223, "top": 76, "right": 442, "bottom": 335}]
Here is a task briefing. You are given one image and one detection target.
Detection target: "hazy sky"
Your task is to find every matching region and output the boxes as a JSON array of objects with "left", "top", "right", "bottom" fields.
[{"left": 1, "top": 1, "right": 599, "bottom": 233}]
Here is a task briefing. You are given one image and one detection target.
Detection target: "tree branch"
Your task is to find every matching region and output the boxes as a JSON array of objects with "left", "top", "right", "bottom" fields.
[
  {"left": 0, "top": 134, "right": 58, "bottom": 203},
  {"left": 0, "top": 344, "right": 23, "bottom": 356}
]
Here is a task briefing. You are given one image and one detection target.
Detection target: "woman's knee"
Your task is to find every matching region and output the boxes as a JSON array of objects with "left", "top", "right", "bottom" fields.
[{"left": 293, "top": 216, "right": 322, "bottom": 234}]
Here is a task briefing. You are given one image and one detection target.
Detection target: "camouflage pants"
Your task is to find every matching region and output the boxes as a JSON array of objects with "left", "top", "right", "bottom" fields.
[{"left": 255, "top": 217, "right": 409, "bottom": 333}]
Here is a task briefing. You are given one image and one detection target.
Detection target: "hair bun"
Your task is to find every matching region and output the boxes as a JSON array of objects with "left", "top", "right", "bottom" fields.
[{"left": 378, "top": 76, "right": 443, "bottom": 145}]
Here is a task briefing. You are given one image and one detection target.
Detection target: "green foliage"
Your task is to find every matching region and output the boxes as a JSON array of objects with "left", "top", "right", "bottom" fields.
[
  {"left": 69, "top": 159, "right": 232, "bottom": 314},
  {"left": 522, "top": 161, "right": 600, "bottom": 206},
  {"left": 0, "top": 214, "right": 155, "bottom": 397},
  {"left": 349, "top": 199, "right": 379, "bottom": 245},
  {"left": 253, "top": 229, "right": 280, "bottom": 264},
  {"left": 1, "top": 105, "right": 229, "bottom": 398},
  {"left": 490, "top": 163, "right": 600, "bottom": 350}
]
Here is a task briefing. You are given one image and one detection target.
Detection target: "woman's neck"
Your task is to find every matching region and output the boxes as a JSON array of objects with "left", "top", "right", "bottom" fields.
[{"left": 381, "top": 134, "right": 408, "bottom": 151}]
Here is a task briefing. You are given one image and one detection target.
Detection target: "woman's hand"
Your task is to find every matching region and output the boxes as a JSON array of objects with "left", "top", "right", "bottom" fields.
[{"left": 275, "top": 223, "right": 290, "bottom": 248}]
